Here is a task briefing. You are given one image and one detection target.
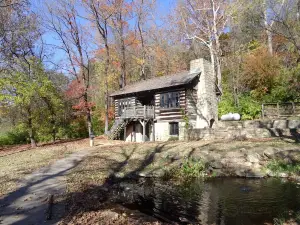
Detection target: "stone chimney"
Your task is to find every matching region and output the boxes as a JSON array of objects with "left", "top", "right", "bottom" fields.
[
  {"left": 189, "top": 58, "right": 203, "bottom": 74},
  {"left": 190, "top": 58, "right": 218, "bottom": 128}
]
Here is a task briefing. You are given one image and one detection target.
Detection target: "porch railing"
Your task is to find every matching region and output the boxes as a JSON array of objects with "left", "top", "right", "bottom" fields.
[{"left": 120, "top": 105, "right": 155, "bottom": 119}]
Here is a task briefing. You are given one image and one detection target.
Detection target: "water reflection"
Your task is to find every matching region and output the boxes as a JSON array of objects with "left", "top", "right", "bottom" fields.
[{"left": 111, "top": 178, "right": 300, "bottom": 225}]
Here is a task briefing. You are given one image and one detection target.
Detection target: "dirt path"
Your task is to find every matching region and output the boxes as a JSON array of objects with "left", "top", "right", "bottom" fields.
[{"left": 0, "top": 148, "right": 92, "bottom": 225}]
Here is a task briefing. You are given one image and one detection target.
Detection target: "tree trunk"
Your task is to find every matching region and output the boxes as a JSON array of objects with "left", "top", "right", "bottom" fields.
[
  {"left": 211, "top": 0, "right": 222, "bottom": 93},
  {"left": 266, "top": 28, "right": 273, "bottom": 55},
  {"left": 84, "top": 92, "right": 93, "bottom": 139},
  {"left": 137, "top": 12, "right": 146, "bottom": 80},
  {"left": 297, "top": 0, "right": 300, "bottom": 21},
  {"left": 120, "top": 39, "right": 126, "bottom": 88},
  {"left": 28, "top": 116, "right": 36, "bottom": 148},
  {"left": 209, "top": 43, "right": 216, "bottom": 85},
  {"left": 215, "top": 56, "right": 222, "bottom": 93},
  {"left": 104, "top": 39, "right": 110, "bottom": 134},
  {"left": 264, "top": 1, "right": 273, "bottom": 55}
]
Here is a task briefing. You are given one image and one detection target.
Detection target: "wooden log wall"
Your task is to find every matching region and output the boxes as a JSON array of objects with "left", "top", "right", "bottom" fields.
[
  {"left": 154, "top": 89, "right": 186, "bottom": 122},
  {"left": 114, "top": 97, "right": 136, "bottom": 118}
]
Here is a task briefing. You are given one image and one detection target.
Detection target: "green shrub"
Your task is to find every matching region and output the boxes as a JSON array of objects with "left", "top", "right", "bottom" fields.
[
  {"left": 179, "top": 158, "right": 206, "bottom": 178},
  {"left": 265, "top": 160, "right": 300, "bottom": 175},
  {"left": 238, "top": 95, "right": 261, "bottom": 120},
  {"left": 218, "top": 91, "right": 236, "bottom": 118},
  {"left": 218, "top": 91, "right": 261, "bottom": 120},
  {"left": 0, "top": 129, "right": 28, "bottom": 146}
]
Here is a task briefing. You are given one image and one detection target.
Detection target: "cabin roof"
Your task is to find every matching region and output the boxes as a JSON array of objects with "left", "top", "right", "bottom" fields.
[{"left": 110, "top": 71, "right": 200, "bottom": 97}]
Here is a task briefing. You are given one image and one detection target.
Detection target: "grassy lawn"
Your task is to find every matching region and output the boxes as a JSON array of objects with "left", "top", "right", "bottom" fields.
[{"left": 0, "top": 139, "right": 94, "bottom": 196}]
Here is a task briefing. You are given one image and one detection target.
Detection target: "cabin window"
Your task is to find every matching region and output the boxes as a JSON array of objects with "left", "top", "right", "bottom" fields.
[
  {"left": 160, "top": 92, "right": 180, "bottom": 108},
  {"left": 169, "top": 122, "right": 179, "bottom": 136},
  {"left": 118, "top": 98, "right": 131, "bottom": 116}
]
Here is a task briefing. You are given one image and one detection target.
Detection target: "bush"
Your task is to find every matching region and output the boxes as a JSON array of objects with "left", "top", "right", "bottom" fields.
[
  {"left": 178, "top": 158, "right": 207, "bottom": 178},
  {"left": 218, "top": 91, "right": 261, "bottom": 120},
  {"left": 265, "top": 160, "right": 300, "bottom": 176},
  {"left": 0, "top": 129, "right": 28, "bottom": 146}
]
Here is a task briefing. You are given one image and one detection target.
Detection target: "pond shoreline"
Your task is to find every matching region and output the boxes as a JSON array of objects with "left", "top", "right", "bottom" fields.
[
  {"left": 114, "top": 140, "right": 300, "bottom": 182},
  {"left": 62, "top": 140, "right": 300, "bottom": 224}
]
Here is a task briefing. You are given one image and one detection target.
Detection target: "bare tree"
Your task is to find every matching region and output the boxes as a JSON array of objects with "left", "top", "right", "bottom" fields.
[
  {"left": 109, "top": 0, "right": 133, "bottom": 88},
  {"left": 177, "top": 0, "right": 230, "bottom": 93},
  {"left": 83, "top": 0, "right": 113, "bottom": 134},
  {"left": 45, "top": 0, "right": 94, "bottom": 145},
  {"left": 133, "top": 0, "right": 155, "bottom": 80}
]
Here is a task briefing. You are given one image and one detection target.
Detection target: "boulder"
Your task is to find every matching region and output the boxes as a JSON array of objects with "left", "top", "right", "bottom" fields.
[
  {"left": 278, "top": 172, "right": 288, "bottom": 178},
  {"left": 246, "top": 170, "right": 265, "bottom": 178},
  {"left": 288, "top": 120, "right": 300, "bottom": 129},
  {"left": 235, "top": 169, "right": 246, "bottom": 177},
  {"left": 263, "top": 148, "right": 276, "bottom": 159},
  {"left": 244, "top": 162, "right": 252, "bottom": 167},
  {"left": 210, "top": 161, "right": 223, "bottom": 169},
  {"left": 246, "top": 153, "right": 260, "bottom": 163}
]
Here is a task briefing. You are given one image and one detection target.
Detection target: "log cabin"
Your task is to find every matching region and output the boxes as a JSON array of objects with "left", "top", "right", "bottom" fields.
[{"left": 109, "top": 58, "right": 219, "bottom": 142}]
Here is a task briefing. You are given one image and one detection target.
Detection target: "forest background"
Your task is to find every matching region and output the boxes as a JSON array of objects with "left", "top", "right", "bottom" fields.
[{"left": 0, "top": 0, "right": 300, "bottom": 147}]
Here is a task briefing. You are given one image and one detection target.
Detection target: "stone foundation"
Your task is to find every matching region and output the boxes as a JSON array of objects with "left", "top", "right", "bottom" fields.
[{"left": 154, "top": 122, "right": 185, "bottom": 141}]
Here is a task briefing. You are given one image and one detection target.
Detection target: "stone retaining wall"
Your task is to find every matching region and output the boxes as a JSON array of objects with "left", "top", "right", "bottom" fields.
[
  {"left": 216, "top": 119, "right": 300, "bottom": 129},
  {"left": 187, "top": 120, "right": 300, "bottom": 141}
]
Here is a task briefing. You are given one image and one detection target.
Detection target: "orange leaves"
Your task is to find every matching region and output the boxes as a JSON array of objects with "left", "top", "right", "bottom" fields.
[{"left": 242, "top": 46, "right": 281, "bottom": 97}]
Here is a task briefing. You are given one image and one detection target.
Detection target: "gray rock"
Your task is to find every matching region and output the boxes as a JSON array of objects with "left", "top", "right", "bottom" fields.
[
  {"left": 246, "top": 170, "right": 265, "bottom": 178},
  {"left": 235, "top": 169, "right": 246, "bottom": 177},
  {"left": 288, "top": 120, "right": 300, "bottom": 129},
  {"left": 244, "top": 162, "right": 252, "bottom": 167},
  {"left": 252, "top": 163, "right": 261, "bottom": 169},
  {"left": 138, "top": 173, "right": 147, "bottom": 177},
  {"left": 210, "top": 161, "right": 223, "bottom": 169},
  {"left": 227, "top": 151, "right": 244, "bottom": 158},
  {"left": 283, "top": 157, "right": 293, "bottom": 164},
  {"left": 246, "top": 153, "right": 260, "bottom": 163},
  {"left": 278, "top": 172, "right": 288, "bottom": 178},
  {"left": 263, "top": 148, "right": 275, "bottom": 159}
]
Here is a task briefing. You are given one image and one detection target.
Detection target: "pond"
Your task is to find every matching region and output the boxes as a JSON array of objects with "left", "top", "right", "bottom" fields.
[{"left": 110, "top": 178, "right": 300, "bottom": 225}]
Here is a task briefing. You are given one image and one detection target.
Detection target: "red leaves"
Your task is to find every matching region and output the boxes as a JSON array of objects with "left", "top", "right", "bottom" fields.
[
  {"left": 65, "top": 79, "right": 95, "bottom": 112},
  {"left": 72, "top": 100, "right": 95, "bottom": 111},
  {"left": 65, "top": 79, "right": 85, "bottom": 100}
]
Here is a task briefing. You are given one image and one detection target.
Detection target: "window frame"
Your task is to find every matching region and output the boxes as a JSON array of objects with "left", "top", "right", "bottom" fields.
[
  {"left": 169, "top": 122, "right": 179, "bottom": 136},
  {"left": 118, "top": 98, "right": 131, "bottom": 116},
  {"left": 160, "top": 91, "right": 180, "bottom": 109}
]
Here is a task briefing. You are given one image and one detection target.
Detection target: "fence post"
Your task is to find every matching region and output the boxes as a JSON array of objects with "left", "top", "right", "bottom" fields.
[{"left": 277, "top": 103, "right": 280, "bottom": 118}]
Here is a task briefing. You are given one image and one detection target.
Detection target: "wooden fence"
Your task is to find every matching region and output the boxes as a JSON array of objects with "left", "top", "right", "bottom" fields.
[{"left": 262, "top": 102, "right": 300, "bottom": 119}]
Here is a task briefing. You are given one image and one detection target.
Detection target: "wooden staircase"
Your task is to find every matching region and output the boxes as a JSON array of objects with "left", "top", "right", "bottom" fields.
[
  {"left": 108, "top": 118, "right": 132, "bottom": 140},
  {"left": 108, "top": 105, "right": 154, "bottom": 140}
]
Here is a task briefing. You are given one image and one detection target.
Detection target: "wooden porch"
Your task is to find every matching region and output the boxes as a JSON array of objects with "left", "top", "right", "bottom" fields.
[{"left": 120, "top": 105, "right": 155, "bottom": 120}]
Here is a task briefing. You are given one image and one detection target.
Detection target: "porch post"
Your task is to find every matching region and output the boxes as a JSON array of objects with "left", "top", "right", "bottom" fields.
[
  {"left": 133, "top": 122, "right": 136, "bottom": 142},
  {"left": 143, "top": 120, "right": 146, "bottom": 142},
  {"left": 152, "top": 120, "right": 155, "bottom": 142},
  {"left": 124, "top": 120, "right": 127, "bottom": 142}
]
